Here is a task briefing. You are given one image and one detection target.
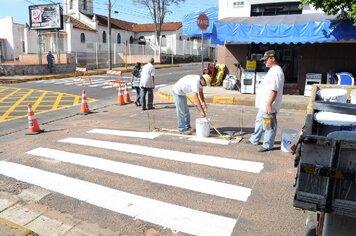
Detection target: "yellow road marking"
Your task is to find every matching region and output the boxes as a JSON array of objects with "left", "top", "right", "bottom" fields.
[
  {"left": 0, "top": 87, "right": 97, "bottom": 122},
  {"left": 33, "top": 91, "right": 48, "bottom": 111},
  {"left": 0, "top": 89, "right": 33, "bottom": 122},
  {"left": 52, "top": 93, "right": 63, "bottom": 110},
  {"left": 73, "top": 96, "right": 80, "bottom": 105},
  {"left": 0, "top": 88, "right": 21, "bottom": 103}
]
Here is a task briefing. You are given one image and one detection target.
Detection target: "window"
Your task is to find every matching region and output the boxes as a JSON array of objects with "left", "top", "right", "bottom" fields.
[
  {"left": 69, "top": 0, "right": 73, "bottom": 9},
  {"left": 129, "top": 36, "right": 133, "bottom": 44},
  {"left": 80, "top": 33, "right": 85, "bottom": 43},
  {"left": 102, "top": 31, "right": 106, "bottom": 43},
  {"left": 83, "top": 0, "right": 87, "bottom": 10},
  {"left": 251, "top": 2, "right": 302, "bottom": 16},
  {"left": 117, "top": 33, "right": 121, "bottom": 44},
  {"left": 161, "top": 35, "right": 166, "bottom": 47}
]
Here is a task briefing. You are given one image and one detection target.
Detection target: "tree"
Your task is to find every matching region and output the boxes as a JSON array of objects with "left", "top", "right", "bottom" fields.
[
  {"left": 134, "top": 0, "right": 186, "bottom": 46},
  {"left": 301, "top": 0, "right": 356, "bottom": 24}
]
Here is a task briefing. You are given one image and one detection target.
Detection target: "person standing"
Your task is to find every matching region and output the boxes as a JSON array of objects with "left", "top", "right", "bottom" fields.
[
  {"left": 172, "top": 75, "right": 207, "bottom": 134},
  {"left": 139, "top": 58, "right": 155, "bottom": 110},
  {"left": 248, "top": 50, "right": 285, "bottom": 152},
  {"left": 131, "top": 62, "right": 142, "bottom": 106},
  {"left": 46, "top": 51, "right": 55, "bottom": 73}
]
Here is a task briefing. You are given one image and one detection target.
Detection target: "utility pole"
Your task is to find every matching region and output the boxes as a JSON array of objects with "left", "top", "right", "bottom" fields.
[{"left": 108, "top": 0, "right": 112, "bottom": 69}]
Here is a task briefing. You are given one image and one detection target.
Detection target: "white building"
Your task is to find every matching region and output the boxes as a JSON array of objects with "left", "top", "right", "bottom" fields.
[
  {"left": 1, "top": 0, "right": 204, "bottom": 66},
  {"left": 0, "top": 16, "right": 25, "bottom": 61}
]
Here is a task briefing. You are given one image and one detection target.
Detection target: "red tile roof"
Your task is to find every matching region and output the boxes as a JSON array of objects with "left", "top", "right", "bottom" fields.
[
  {"left": 96, "top": 14, "right": 135, "bottom": 31},
  {"left": 64, "top": 15, "right": 96, "bottom": 32},
  {"left": 132, "top": 22, "right": 182, "bottom": 32}
]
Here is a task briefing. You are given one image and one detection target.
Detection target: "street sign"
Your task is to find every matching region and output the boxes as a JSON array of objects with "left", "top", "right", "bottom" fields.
[{"left": 197, "top": 13, "right": 209, "bottom": 31}]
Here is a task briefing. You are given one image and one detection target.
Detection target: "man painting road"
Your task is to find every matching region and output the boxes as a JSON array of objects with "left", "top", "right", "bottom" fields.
[
  {"left": 247, "top": 50, "right": 285, "bottom": 152},
  {"left": 172, "top": 74, "right": 207, "bottom": 135},
  {"left": 47, "top": 51, "right": 55, "bottom": 73}
]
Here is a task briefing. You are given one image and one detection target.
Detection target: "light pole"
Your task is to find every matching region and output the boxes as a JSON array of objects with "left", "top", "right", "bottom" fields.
[{"left": 108, "top": 0, "right": 112, "bottom": 69}]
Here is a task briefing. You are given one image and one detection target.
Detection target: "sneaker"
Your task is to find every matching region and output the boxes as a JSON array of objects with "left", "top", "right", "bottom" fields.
[
  {"left": 142, "top": 108, "right": 147, "bottom": 111},
  {"left": 245, "top": 139, "right": 258, "bottom": 145},
  {"left": 148, "top": 107, "right": 155, "bottom": 110},
  {"left": 180, "top": 129, "right": 193, "bottom": 135},
  {"left": 257, "top": 146, "right": 271, "bottom": 152}
]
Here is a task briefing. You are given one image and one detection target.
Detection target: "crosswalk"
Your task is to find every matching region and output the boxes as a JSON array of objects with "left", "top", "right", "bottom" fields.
[
  {"left": 30, "top": 76, "right": 167, "bottom": 90},
  {"left": 0, "top": 129, "right": 264, "bottom": 236}
]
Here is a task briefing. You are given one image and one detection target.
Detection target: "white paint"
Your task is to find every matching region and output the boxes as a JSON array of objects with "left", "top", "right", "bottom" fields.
[
  {"left": 87, "top": 129, "right": 161, "bottom": 139},
  {"left": 0, "top": 161, "right": 237, "bottom": 236},
  {"left": 60, "top": 137, "right": 264, "bottom": 173},
  {"left": 155, "top": 84, "right": 167, "bottom": 88},
  {"left": 27, "top": 148, "right": 251, "bottom": 201},
  {"left": 188, "top": 136, "right": 231, "bottom": 145}
]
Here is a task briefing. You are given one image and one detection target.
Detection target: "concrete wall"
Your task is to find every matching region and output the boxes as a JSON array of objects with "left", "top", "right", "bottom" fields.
[
  {"left": 217, "top": 44, "right": 249, "bottom": 80},
  {"left": 0, "top": 63, "right": 76, "bottom": 76}
]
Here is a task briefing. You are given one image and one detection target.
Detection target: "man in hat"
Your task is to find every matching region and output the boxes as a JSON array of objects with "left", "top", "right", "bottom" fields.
[
  {"left": 247, "top": 50, "right": 285, "bottom": 152},
  {"left": 172, "top": 75, "right": 207, "bottom": 134}
]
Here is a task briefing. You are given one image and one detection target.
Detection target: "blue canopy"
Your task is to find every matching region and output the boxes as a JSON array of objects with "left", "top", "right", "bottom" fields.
[
  {"left": 182, "top": 6, "right": 218, "bottom": 38},
  {"left": 212, "top": 14, "right": 356, "bottom": 44}
]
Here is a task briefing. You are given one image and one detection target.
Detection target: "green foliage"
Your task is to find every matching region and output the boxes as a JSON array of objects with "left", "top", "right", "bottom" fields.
[{"left": 301, "top": 0, "right": 356, "bottom": 24}]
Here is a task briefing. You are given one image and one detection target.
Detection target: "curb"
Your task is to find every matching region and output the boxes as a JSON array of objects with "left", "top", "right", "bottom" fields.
[
  {"left": 157, "top": 90, "right": 309, "bottom": 110},
  {"left": 0, "top": 64, "right": 179, "bottom": 84},
  {"left": 0, "top": 218, "right": 38, "bottom": 236}
]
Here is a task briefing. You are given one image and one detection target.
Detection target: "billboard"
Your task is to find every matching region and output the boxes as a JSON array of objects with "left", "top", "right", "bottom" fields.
[{"left": 29, "top": 4, "right": 63, "bottom": 30}]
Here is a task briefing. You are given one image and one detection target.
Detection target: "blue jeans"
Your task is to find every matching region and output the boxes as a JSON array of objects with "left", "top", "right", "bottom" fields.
[
  {"left": 173, "top": 91, "right": 191, "bottom": 132},
  {"left": 249, "top": 109, "right": 277, "bottom": 149},
  {"left": 140, "top": 87, "right": 153, "bottom": 109},
  {"left": 134, "top": 87, "right": 141, "bottom": 103}
]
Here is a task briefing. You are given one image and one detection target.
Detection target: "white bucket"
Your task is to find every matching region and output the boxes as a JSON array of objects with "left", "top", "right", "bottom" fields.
[
  {"left": 196, "top": 118, "right": 210, "bottom": 138},
  {"left": 281, "top": 129, "right": 299, "bottom": 153},
  {"left": 317, "top": 88, "right": 347, "bottom": 103},
  {"left": 351, "top": 90, "right": 356, "bottom": 104}
]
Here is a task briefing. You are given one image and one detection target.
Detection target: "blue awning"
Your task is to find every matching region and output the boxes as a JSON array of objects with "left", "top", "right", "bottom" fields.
[
  {"left": 182, "top": 7, "right": 218, "bottom": 38},
  {"left": 212, "top": 14, "right": 356, "bottom": 45}
]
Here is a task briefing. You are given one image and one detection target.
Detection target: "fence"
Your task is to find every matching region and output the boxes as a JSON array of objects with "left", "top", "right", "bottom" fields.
[{"left": 5, "top": 34, "right": 212, "bottom": 68}]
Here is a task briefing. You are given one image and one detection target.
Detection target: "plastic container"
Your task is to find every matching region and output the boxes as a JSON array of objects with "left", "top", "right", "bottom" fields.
[
  {"left": 317, "top": 88, "right": 347, "bottom": 103},
  {"left": 196, "top": 118, "right": 210, "bottom": 137},
  {"left": 351, "top": 89, "right": 356, "bottom": 104},
  {"left": 281, "top": 128, "right": 299, "bottom": 152}
]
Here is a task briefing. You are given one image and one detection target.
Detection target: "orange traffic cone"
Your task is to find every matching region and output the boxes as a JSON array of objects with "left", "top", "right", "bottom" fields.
[
  {"left": 123, "top": 82, "right": 131, "bottom": 103},
  {"left": 81, "top": 90, "right": 91, "bottom": 114},
  {"left": 27, "top": 104, "right": 44, "bottom": 135},
  {"left": 117, "top": 82, "right": 125, "bottom": 105}
]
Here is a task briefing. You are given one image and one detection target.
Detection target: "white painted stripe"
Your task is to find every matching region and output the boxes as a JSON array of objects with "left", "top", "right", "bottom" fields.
[
  {"left": 188, "top": 137, "right": 231, "bottom": 145},
  {"left": 0, "top": 161, "right": 236, "bottom": 236},
  {"left": 60, "top": 137, "right": 264, "bottom": 173},
  {"left": 155, "top": 84, "right": 167, "bottom": 88},
  {"left": 87, "top": 129, "right": 161, "bottom": 139},
  {"left": 27, "top": 148, "right": 251, "bottom": 201}
]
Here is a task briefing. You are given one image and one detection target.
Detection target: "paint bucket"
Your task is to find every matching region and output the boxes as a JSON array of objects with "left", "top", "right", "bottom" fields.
[
  {"left": 196, "top": 118, "right": 210, "bottom": 138},
  {"left": 351, "top": 90, "right": 356, "bottom": 104},
  {"left": 314, "top": 111, "right": 356, "bottom": 136},
  {"left": 281, "top": 129, "right": 299, "bottom": 153},
  {"left": 317, "top": 88, "right": 347, "bottom": 103}
]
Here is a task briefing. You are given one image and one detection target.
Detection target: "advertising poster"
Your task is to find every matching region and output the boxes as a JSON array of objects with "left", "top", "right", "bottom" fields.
[{"left": 29, "top": 4, "right": 63, "bottom": 30}]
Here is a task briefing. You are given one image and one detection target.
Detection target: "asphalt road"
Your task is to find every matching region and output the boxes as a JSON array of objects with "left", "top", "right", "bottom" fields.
[{"left": 0, "top": 63, "right": 307, "bottom": 235}]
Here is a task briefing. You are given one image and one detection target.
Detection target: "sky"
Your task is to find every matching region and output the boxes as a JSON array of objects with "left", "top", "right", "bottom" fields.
[{"left": 0, "top": 0, "right": 218, "bottom": 24}]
